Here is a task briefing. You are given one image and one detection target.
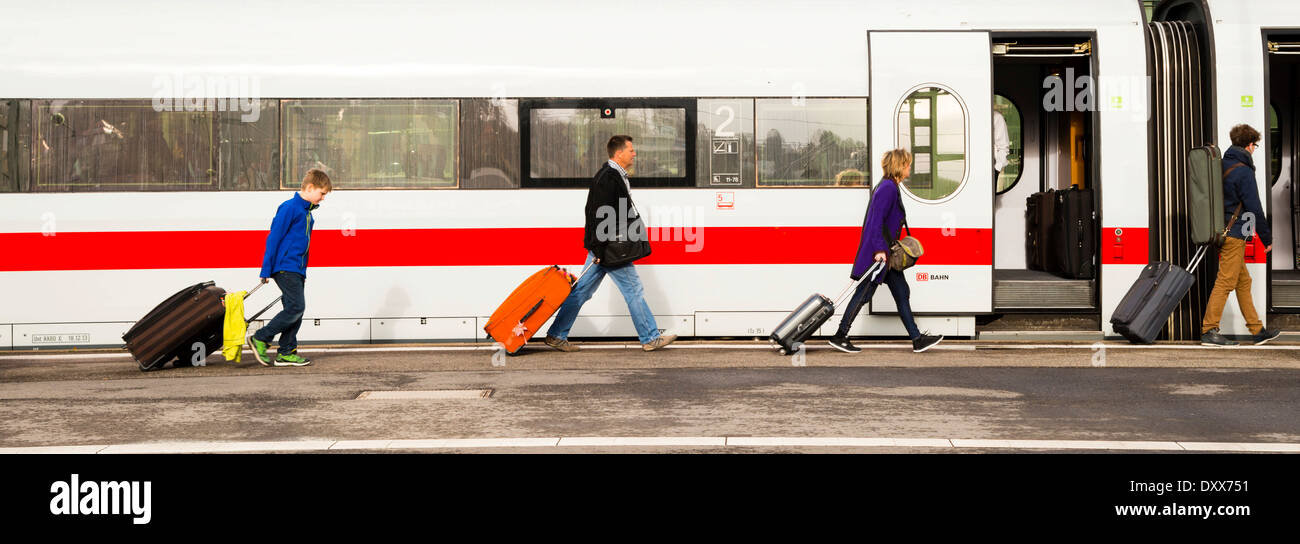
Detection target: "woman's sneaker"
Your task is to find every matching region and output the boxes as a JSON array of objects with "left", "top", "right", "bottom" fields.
[
  {"left": 274, "top": 352, "right": 312, "bottom": 367},
  {"left": 828, "top": 335, "right": 861, "bottom": 353},
  {"left": 912, "top": 333, "right": 943, "bottom": 353}
]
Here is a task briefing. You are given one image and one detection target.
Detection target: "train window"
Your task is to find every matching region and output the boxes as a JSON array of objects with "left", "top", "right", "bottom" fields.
[
  {"left": 896, "top": 86, "right": 967, "bottom": 201},
  {"left": 756, "top": 98, "right": 869, "bottom": 187},
  {"left": 522, "top": 99, "right": 693, "bottom": 188},
  {"left": 282, "top": 99, "right": 458, "bottom": 190},
  {"left": 0, "top": 100, "right": 12, "bottom": 192},
  {"left": 1270, "top": 103, "right": 1281, "bottom": 186},
  {"left": 994, "top": 95, "right": 1024, "bottom": 194},
  {"left": 32, "top": 100, "right": 216, "bottom": 192},
  {"left": 461, "top": 99, "right": 521, "bottom": 189},
  {"left": 218, "top": 101, "right": 279, "bottom": 191},
  {"left": 696, "top": 99, "right": 755, "bottom": 188}
]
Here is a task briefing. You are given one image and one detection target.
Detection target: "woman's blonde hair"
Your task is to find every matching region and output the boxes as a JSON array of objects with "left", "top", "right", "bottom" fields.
[{"left": 880, "top": 148, "right": 913, "bottom": 182}]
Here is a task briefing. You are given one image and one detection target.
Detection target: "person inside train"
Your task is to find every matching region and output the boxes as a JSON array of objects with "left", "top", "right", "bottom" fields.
[
  {"left": 829, "top": 148, "right": 944, "bottom": 353},
  {"left": 543, "top": 135, "right": 678, "bottom": 353},
  {"left": 1200, "top": 124, "right": 1282, "bottom": 347}
]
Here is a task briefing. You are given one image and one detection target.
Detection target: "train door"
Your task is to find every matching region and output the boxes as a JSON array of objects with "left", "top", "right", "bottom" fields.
[
  {"left": 989, "top": 37, "right": 1099, "bottom": 315},
  {"left": 867, "top": 31, "right": 993, "bottom": 317},
  {"left": 1267, "top": 34, "right": 1300, "bottom": 311}
]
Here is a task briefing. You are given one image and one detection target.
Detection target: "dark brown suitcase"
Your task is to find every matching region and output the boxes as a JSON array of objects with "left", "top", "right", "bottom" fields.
[{"left": 123, "top": 282, "right": 226, "bottom": 371}]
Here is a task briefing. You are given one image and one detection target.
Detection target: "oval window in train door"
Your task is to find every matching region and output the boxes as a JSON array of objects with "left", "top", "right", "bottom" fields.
[{"left": 868, "top": 31, "right": 993, "bottom": 315}]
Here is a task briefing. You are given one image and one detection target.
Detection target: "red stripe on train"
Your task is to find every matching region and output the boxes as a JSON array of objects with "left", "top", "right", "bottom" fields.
[{"left": 0, "top": 226, "right": 994, "bottom": 271}]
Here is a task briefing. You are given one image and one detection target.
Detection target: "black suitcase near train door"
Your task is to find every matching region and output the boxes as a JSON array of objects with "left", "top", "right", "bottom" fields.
[
  {"left": 123, "top": 281, "right": 227, "bottom": 371},
  {"left": 1025, "top": 190, "right": 1056, "bottom": 271},
  {"left": 1049, "top": 187, "right": 1096, "bottom": 279},
  {"left": 1110, "top": 246, "right": 1209, "bottom": 344}
]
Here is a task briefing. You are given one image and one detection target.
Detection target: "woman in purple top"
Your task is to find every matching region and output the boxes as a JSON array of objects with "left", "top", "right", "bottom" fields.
[{"left": 829, "top": 149, "right": 943, "bottom": 354}]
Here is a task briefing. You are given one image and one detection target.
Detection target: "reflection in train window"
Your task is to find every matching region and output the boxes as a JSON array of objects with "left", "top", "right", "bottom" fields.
[
  {"left": 32, "top": 100, "right": 216, "bottom": 192},
  {"left": 1270, "top": 102, "right": 1281, "bottom": 185},
  {"left": 994, "top": 95, "right": 1024, "bottom": 194},
  {"left": 0, "top": 101, "right": 12, "bottom": 192},
  {"left": 756, "top": 98, "right": 868, "bottom": 187},
  {"left": 529, "top": 107, "right": 686, "bottom": 181},
  {"left": 218, "top": 100, "right": 279, "bottom": 191},
  {"left": 282, "top": 99, "right": 458, "bottom": 190},
  {"left": 896, "top": 87, "right": 967, "bottom": 201},
  {"left": 461, "top": 99, "right": 521, "bottom": 189},
  {"left": 696, "top": 99, "right": 756, "bottom": 188}
]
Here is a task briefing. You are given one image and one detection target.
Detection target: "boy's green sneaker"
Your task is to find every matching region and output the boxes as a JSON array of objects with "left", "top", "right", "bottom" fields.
[
  {"left": 274, "top": 352, "right": 312, "bottom": 367},
  {"left": 247, "top": 334, "right": 271, "bottom": 366}
]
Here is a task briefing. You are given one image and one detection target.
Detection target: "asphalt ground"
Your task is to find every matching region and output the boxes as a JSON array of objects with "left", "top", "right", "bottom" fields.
[{"left": 2, "top": 340, "right": 1299, "bottom": 453}]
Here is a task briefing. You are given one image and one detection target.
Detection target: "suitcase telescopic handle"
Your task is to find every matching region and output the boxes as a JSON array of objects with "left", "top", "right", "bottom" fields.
[
  {"left": 247, "top": 281, "right": 266, "bottom": 298},
  {"left": 247, "top": 296, "right": 282, "bottom": 324},
  {"left": 832, "top": 261, "right": 881, "bottom": 307}
]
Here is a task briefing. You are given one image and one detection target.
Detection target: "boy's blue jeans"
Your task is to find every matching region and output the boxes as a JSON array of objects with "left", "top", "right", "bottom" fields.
[
  {"left": 547, "top": 252, "right": 662, "bottom": 344},
  {"left": 253, "top": 271, "right": 305, "bottom": 354}
]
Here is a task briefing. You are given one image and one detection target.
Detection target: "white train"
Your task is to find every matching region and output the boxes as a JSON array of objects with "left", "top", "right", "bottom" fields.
[{"left": 0, "top": 0, "right": 1296, "bottom": 349}]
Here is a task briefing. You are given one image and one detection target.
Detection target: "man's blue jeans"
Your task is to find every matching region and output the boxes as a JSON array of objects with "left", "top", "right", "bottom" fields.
[
  {"left": 253, "top": 271, "right": 305, "bottom": 354},
  {"left": 547, "top": 252, "right": 662, "bottom": 344}
]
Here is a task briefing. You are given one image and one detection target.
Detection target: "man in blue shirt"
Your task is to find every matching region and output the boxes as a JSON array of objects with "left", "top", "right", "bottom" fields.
[
  {"left": 1201, "top": 124, "right": 1282, "bottom": 346},
  {"left": 248, "top": 169, "right": 332, "bottom": 365}
]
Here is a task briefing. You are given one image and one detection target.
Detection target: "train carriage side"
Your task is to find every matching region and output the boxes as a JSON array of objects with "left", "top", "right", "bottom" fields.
[{"left": 0, "top": 1, "right": 1151, "bottom": 348}]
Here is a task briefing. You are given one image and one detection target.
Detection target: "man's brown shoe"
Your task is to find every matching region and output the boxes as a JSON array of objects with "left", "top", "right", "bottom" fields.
[
  {"left": 642, "top": 333, "right": 678, "bottom": 352},
  {"left": 544, "top": 335, "right": 580, "bottom": 352}
]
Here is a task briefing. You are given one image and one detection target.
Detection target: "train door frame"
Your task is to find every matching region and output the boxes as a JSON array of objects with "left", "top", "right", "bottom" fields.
[
  {"left": 1263, "top": 28, "right": 1300, "bottom": 313},
  {"left": 988, "top": 30, "right": 1103, "bottom": 315}
]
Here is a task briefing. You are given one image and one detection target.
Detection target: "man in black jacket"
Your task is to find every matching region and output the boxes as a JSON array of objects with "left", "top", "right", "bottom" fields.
[
  {"left": 1201, "top": 124, "right": 1282, "bottom": 346},
  {"left": 544, "top": 135, "right": 678, "bottom": 352}
]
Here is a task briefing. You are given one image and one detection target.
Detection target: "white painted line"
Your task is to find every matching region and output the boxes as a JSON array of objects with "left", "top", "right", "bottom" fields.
[
  {"left": 99, "top": 441, "right": 336, "bottom": 454},
  {"left": 725, "top": 437, "right": 950, "bottom": 448},
  {"left": 3, "top": 341, "right": 1299, "bottom": 361},
  {"left": 0, "top": 445, "right": 108, "bottom": 454},
  {"left": 892, "top": 438, "right": 957, "bottom": 448},
  {"left": 951, "top": 439, "right": 1185, "bottom": 451},
  {"left": 979, "top": 344, "right": 1300, "bottom": 350},
  {"left": 384, "top": 438, "right": 561, "bottom": 449},
  {"left": 1178, "top": 442, "right": 1300, "bottom": 452},
  {"left": 5, "top": 437, "right": 1300, "bottom": 454},
  {"left": 558, "top": 437, "right": 726, "bottom": 447},
  {"left": 329, "top": 440, "right": 392, "bottom": 451}
]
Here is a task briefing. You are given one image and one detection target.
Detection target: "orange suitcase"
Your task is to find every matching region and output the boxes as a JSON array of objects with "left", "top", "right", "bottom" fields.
[{"left": 484, "top": 265, "right": 581, "bottom": 354}]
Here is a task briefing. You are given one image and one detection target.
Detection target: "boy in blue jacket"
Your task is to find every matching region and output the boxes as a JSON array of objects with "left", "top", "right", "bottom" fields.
[{"left": 248, "top": 169, "right": 332, "bottom": 366}]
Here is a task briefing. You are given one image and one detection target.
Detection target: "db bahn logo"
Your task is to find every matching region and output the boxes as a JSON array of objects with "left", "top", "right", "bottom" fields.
[
  {"left": 916, "top": 272, "right": 950, "bottom": 282},
  {"left": 917, "top": 272, "right": 929, "bottom": 282}
]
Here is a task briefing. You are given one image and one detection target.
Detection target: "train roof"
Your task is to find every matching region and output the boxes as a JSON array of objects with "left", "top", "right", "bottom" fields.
[{"left": 2, "top": 0, "right": 1149, "bottom": 98}]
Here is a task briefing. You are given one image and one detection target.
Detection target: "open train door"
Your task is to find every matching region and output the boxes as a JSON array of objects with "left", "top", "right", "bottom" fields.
[{"left": 868, "top": 31, "right": 994, "bottom": 316}]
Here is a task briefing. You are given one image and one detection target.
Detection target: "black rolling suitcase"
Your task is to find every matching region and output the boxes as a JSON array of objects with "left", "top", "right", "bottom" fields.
[
  {"left": 1049, "top": 187, "right": 1096, "bottom": 279},
  {"left": 1025, "top": 190, "right": 1056, "bottom": 271},
  {"left": 770, "top": 263, "right": 877, "bottom": 354},
  {"left": 123, "top": 281, "right": 279, "bottom": 371},
  {"left": 1110, "top": 246, "right": 1209, "bottom": 344}
]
